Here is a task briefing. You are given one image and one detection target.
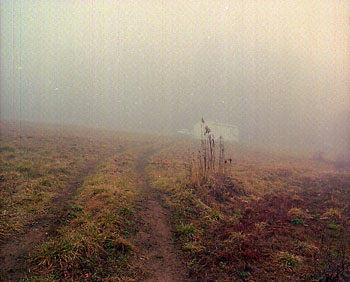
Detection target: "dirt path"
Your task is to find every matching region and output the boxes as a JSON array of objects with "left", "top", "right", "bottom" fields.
[
  {"left": 132, "top": 151, "right": 187, "bottom": 282},
  {"left": 0, "top": 154, "right": 112, "bottom": 281}
]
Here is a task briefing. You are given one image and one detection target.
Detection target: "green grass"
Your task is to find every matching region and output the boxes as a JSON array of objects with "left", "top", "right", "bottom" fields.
[
  {"left": 277, "top": 252, "right": 302, "bottom": 268},
  {"left": 327, "top": 223, "right": 340, "bottom": 231},
  {"left": 176, "top": 223, "right": 197, "bottom": 238},
  {"left": 292, "top": 218, "right": 304, "bottom": 225}
]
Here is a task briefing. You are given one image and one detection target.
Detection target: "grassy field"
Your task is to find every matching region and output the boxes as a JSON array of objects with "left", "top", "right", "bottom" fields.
[
  {"left": 0, "top": 121, "right": 114, "bottom": 244},
  {"left": 0, "top": 121, "right": 158, "bottom": 280},
  {"left": 148, "top": 140, "right": 350, "bottom": 281},
  {"left": 30, "top": 150, "right": 142, "bottom": 280},
  {"left": 0, "top": 121, "right": 349, "bottom": 281}
]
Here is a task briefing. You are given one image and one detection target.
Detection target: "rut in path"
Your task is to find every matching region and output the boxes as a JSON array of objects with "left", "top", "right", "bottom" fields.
[
  {"left": 132, "top": 152, "right": 187, "bottom": 282},
  {"left": 0, "top": 154, "right": 112, "bottom": 281}
]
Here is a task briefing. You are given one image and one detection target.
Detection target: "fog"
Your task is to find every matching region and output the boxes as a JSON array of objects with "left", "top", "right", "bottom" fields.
[{"left": 1, "top": 0, "right": 349, "bottom": 154}]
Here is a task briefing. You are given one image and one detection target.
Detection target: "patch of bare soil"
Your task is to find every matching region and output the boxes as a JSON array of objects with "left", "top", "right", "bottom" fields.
[
  {"left": 0, "top": 154, "right": 112, "bottom": 281},
  {"left": 132, "top": 152, "right": 187, "bottom": 282}
]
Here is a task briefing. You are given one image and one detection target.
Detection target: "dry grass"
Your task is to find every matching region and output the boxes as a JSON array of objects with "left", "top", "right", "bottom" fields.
[
  {"left": 0, "top": 121, "right": 125, "bottom": 243},
  {"left": 29, "top": 151, "right": 144, "bottom": 281},
  {"left": 0, "top": 121, "right": 158, "bottom": 280},
  {"left": 1, "top": 121, "right": 349, "bottom": 281},
  {"left": 147, "top": 139, "right": 350, "bottom": 281}
]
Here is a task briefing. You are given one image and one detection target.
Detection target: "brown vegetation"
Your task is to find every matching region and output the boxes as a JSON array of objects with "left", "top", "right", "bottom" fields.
[
  {"left": 0, "top": 121, "right": 153, "bottom": 280},
  {"left": 1, "top": 120, "right": 349, "bottom": 281},
  {"left": 148, "top": 138, "right": 350, "bottom": 281}
]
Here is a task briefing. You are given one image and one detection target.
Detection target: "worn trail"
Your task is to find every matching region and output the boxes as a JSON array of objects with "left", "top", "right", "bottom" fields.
[
  {"left": 132, "top": 151, "right": 187, "bottom": 282},
  {"left": 0, "top": 155, "right": 111, "bottom": 281}
]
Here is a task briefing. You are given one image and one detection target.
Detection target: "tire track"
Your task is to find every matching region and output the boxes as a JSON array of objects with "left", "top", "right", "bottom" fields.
[
  {"left": 132, "top": 151, "right": 187, "bottom": 282},
  {"left": 0, "top": 153, "right": 113, "bottom": 281}
]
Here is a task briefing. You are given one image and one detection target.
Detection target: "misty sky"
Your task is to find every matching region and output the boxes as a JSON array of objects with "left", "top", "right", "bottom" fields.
[{"left": 1, "top": 0, "right": 349, "bottom": 151}]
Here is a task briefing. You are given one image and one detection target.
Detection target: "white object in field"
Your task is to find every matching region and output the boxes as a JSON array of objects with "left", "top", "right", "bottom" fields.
[
  {"left": 193, "top": 121, "right": 239, "bottom": 142},
  {"left": 177, "top": 129, "right": 191, "bottom": 135}
]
